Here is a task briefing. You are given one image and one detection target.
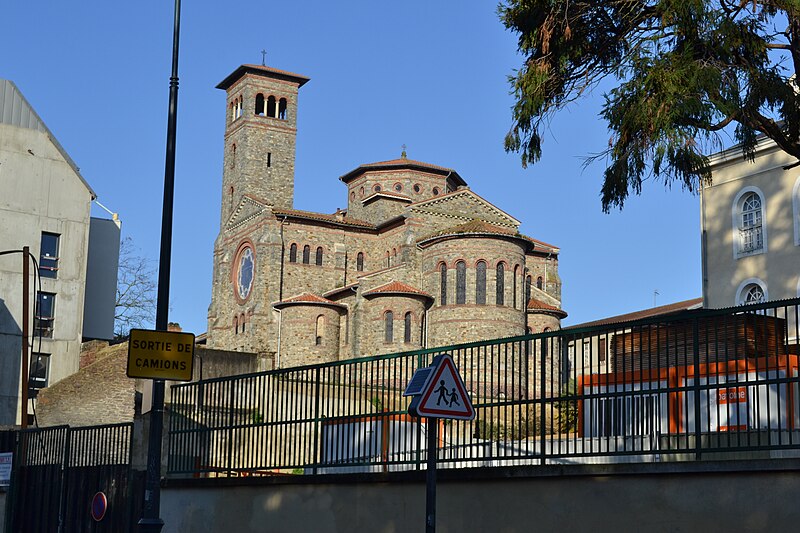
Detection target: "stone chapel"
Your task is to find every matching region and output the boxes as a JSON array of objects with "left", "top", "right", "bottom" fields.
[{"left": 206, "top": 64, "right": 566, "bottom": 367}]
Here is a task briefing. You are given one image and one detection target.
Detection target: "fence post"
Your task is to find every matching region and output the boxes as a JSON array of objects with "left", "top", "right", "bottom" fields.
[
  {"left": 57, "top": 427, "right": 71, "bottom": 533},
  {"left": 226, "top": 382, "right": 236, "bottom": 475},
  {"left": 539, "top": 337, "right": 547, "bottom": 465},
  {"left": 692, "top": 315, "right": 702, "bottom": 460},
  {"left": 312, "top": 367, "right": 321, "bottom": 475}
]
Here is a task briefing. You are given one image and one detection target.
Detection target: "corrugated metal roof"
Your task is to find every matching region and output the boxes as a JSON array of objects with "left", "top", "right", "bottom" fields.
[{"left": 0, "top": 79, "right": 95, "bottom": 198}]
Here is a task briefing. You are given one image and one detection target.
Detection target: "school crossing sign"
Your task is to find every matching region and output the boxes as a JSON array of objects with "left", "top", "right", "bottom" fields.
[{"left": 407, "top": 354, "right": 475, "bottom": 420}]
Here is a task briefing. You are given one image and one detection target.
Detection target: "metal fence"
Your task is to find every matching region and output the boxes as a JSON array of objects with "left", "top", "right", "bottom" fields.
[
  {"left": 5, "top": 423, "right": 136, "bottom": 533},
  {"left": 167, "top": 298, "right": 800, "bottom": 477}
]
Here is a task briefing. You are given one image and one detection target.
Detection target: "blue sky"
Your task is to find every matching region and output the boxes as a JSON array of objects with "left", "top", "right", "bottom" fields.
[{"left": 2, "top": 1, "right": 705, "bottom": 335}]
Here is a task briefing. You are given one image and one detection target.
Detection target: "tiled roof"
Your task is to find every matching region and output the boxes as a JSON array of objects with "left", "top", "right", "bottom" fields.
[
  {"left": 418, "top": 219, "right": 526, "bottom": 245},
  {"left": 323, "top": 283, "right": 359, "bottom": 299},
  {"left": 524, "top": 236, "right": 559, "bottom": 253},
  {"left": 363, "top": 281, "right": 432, "bottom": 299},
  {"left": 217, "top": 64, "right": 310, "bottom": 90},
  {"left": 273, "top": 292, "right": 345, "bottom": 309},
  {"left": 568, "top": 297, "right": 703, "bottom": 329},
  {"left": 272, "top": 207, "right": 376, "bottom": 229},
  {"left": 362, "top": 191, "right": 413, "bottom": 204},
  {"left": 364, "top": 158, "right": 453, "bottom": 172},
  {"left": 340, "top": 158, "right": 466, "bottom": 186},
  {"left": 527, "top": 298, "right": 568, "bottom": 318}
]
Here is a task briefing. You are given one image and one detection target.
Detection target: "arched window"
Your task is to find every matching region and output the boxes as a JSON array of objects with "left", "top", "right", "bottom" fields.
[
  {"left": 513, "top": 265, "right": 520, "bottom": 309},
  {"left": 404, "top": 312, "right": 412, "bottom": 343},
  {"left": 475, "top": 261, "right": 487, "bottom": 305},
  {"left": 233, "top": 316, "right": 238, "bottom": 334},
  {"left": 536, "top": 276, "right": 543, "bottom": 290},
  {"left": 740, "top": 192, "right": 764, "bottom": 253},
  {"left": 315, "top": 247, "right": 323, "bottom": 266},
  {"left": 456, "top": 261, "right": 466, "bottom": 304},
  {"left": 357, "top": 252, "right": 364, "bottom": 271},
  {"left": 278, "top": 98, "right": 288, "bottom": 120},
  {"left": 737, "top": 279, "right": 767, "bottom": 305},
  {"left": 255, "top": 93, "right": 265, "bottom": 115},
  {"left": 289, "top": 243, "right": 297, "bottom": 263},
  {"left": 733, "top": 188, "right": 766, "bottom": 256},
  {"left": 240, "top": 314, "right": 246, "bottom": 333},
  {"left": 386, "top": 251, "right": 391, "bottom": 267},
  {"left": 267, "top": 95, "right": 277, "bottom": 118},
  {"left": 525, "top": 275, "right": 532, "bottom": 304},
  {"left": 231, "top": 143, "right": 236, "bottom": 168},
  {"left": 315, "top": 315, "right": 325, "bottom": 345},
  {"left": 496, "top": 263, "right": 505, "bottom": 305},
  {"left": 440, "top": 263, "right": 447, "bottom": 305},
  {"left": 302, "top": 245, "right": 310, "bottom": 264},
  {"left": 385, "top": 311, "right": 394, "bottom": 343}
]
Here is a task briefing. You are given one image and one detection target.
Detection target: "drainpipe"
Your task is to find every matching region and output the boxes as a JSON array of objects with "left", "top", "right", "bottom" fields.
[
  {"left": 700, "top": 186, "right": 709, "bottom": 307},
  {"left": 423, "top": 308, "right": 429, "bottom": 348},
  {"left": 275, "top": 308, "right": 282, "bottom": 369},
  {"left": 276, "top": 216, "right": 288, "bottom": 368},
  {"left": 279, "top": 216, "right": 287, "bottom": 301}
]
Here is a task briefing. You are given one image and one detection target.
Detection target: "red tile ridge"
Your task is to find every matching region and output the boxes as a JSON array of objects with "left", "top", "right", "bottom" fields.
[
  {"left": 272, "top": 207, "right": 376, "bottom": 228},
  {"left": 274, "top": 292, "right": 345, "bottom": 309},
  {"left": 363, "top": 280, "right": 432, "bottom": 299},
  {"left": 527, "top": 298, "right": 568, "bottom": 318}
]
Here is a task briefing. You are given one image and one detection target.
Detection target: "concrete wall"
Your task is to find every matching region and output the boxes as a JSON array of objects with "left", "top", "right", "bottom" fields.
[
  {"left": 160, "top": 460, "right": 800, "bottom": 533},
  {"left": 0, "top": 121, "right": 93, "bottom": 424}
]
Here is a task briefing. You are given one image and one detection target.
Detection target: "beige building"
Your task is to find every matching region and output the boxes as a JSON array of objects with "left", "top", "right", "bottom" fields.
[
  {"left": 701, "top": 136, "right": 800, "bottom": 308},
  {"left": 206, "top": 64, "right": 566, "bottom": 366}
]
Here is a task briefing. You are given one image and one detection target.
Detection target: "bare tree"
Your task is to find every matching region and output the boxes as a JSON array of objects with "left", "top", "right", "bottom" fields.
[{"left": 115, "top": 237, "right": 157, "bottom": 338}]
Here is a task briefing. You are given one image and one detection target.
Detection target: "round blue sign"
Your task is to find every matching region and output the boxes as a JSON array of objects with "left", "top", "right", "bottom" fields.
[{"left": 91, "top": 491, "right": 107, "bottom": 522}]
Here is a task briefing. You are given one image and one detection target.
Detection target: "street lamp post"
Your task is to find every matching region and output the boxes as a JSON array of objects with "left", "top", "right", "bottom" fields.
[{"left": 138, "top": 0, "right": 181, "bottom": 531}]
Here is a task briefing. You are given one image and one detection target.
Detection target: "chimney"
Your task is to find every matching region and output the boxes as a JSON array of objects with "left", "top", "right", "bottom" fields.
[{"left": 167, "top": 322, "right": 182, "bottom": 332}]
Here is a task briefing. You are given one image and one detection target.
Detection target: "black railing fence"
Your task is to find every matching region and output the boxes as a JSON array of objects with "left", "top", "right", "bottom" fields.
[
  {"left": 5, "top": 423, "right": 136, "bottom": 533},
  {"left": 167, "top": 298, "right": 800, "bottom": 477}
]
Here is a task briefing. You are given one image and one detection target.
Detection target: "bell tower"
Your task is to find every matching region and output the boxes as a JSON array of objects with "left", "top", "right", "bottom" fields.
[{"left": 216, "top": 64, "right": 310, "bottom": 224}]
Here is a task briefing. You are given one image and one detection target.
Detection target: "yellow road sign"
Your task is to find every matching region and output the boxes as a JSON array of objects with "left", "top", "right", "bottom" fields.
[{"left": 127, "top": 329, "right": 195, "bottom": 381}]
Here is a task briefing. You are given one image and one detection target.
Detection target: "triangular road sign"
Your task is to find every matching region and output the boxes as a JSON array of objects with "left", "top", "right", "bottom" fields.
[{"left": 409, "top": 354, "right": 475, "bottom": 420}]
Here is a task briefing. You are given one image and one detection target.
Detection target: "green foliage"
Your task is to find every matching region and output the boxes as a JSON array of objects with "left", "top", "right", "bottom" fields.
[
  {"left": 556, "top": 380, "right": 578, "bottom": 434},
  {"left": 500, "top": 0, "right": 800, "bottom": 211}
]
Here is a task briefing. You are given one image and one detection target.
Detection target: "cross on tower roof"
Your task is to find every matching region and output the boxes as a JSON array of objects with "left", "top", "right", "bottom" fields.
[{"left": 260, "top": 49, "right": 267, "bottom": 66}]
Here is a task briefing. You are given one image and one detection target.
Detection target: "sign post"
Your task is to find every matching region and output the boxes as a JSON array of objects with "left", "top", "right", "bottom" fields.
[{"left": 405, "top": 354, "right": 475, "bottom": 533}]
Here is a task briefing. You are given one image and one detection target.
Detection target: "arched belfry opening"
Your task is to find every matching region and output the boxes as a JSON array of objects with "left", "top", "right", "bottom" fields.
[
  {"left": 279, "top": 98, "right": 288, "bottom": 120},
  {"left": 255, "top": 93, "right": 265, "bottom": 116},
  {"left": 267, "top": 96, "right": 277, "bottom": 118}
]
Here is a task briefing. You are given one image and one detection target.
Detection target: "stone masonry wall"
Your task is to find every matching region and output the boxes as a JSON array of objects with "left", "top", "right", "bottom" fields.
[
  {"left": 36, "top": 341, "right": 136, "bottom": 427},
  {"left": 423, "top": 236, "right": 527, "bottom": 346},
  {"left": 357, "top": 295, "right": 427, "bottom": 356},
  {"left": 346, "top": 169, "right": 450, "bottom": 220},
  {"left": 221, "top": 72, "right": 301, "bottom": 221},
  {"left": 279, "top": 305, "right": 342, "bottom": 367}
]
